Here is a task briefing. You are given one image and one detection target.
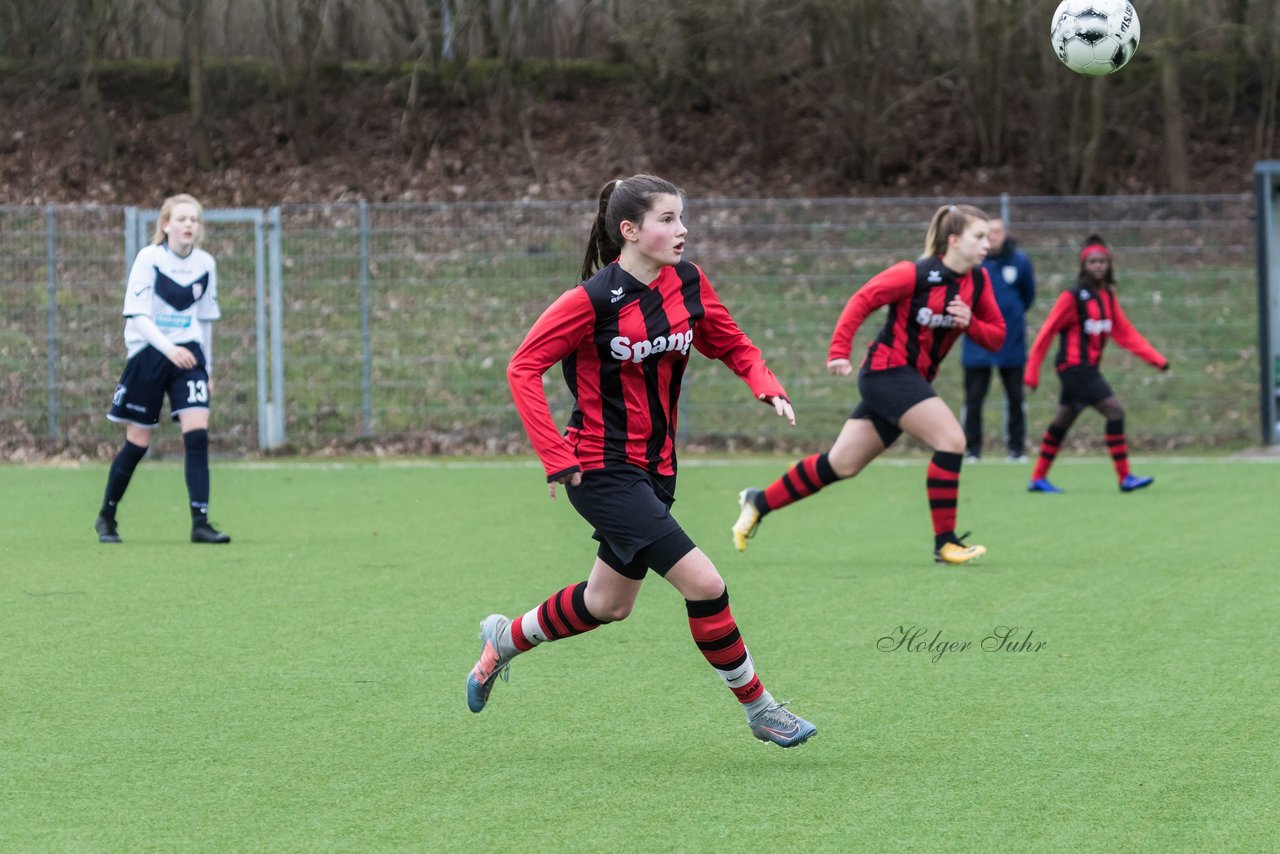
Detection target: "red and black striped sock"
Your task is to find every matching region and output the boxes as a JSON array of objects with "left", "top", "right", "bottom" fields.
[
  {"left": 509, "top": 581, "right": 603, "bottom": 654},
  {"left": 687, "top": 586, "right": 768, "bottom": 709},
  {"left": 759, "top": 452, "right": 840, "bottom": 515},
  {"left": 1105, "top": 418, "right": 1130, "bottom": 479},
  {"left": 927, "top": 451, "right": 963, "bottom": 548},
  {"left": 1033, "top": 424, "right": 1067, "bottom": 480}
]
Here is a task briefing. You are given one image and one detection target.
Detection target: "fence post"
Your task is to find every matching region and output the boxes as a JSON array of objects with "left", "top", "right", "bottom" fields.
[
  {"left": 267, "top": 207, "right": 285, "bottom": 448},
  {"left": 45, "top": 205, "right": 58, "bottom": 442},
  {"left": 123, "top": 206, "right": 138, "bottom": 280},
  {"left": 359, "top": 199, "right": 372, "bottom": 436},
  {"left": 1255, "top": 162, "right": 1280, "bottom": 445}
]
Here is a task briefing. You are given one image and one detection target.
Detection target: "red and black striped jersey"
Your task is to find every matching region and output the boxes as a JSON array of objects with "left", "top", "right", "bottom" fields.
[
  {"left": 508, "top": 260, "right": 786, "bottom": 480},
  {"left": 827, "top": 257, "right": 1005, "bottom": 382},
  {"left": 1024, "top": 284, "right": 1167, "bottom": 388}
]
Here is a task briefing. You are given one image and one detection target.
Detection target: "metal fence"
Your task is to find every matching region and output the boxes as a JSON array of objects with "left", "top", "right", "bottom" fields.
[{"left": 0, "top": 194, "right": 1259, "bottom": 459}]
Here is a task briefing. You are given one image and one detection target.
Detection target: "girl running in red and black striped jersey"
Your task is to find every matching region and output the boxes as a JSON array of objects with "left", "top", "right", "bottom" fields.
[
  {"left": 466, "top": 175, "right": 816, "bottom": 748},
  {"left": 1024, "top": 236, "right": 1168, "bottom": 494},
  {"left": 732, "top": 205, "right": 1005, "bottom": 565}
]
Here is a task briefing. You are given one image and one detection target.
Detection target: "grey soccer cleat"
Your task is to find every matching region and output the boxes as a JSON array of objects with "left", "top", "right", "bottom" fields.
[
  {"left": 467, "top": 614, "right": 512, "bottom": 713},
  {"left": 748, "top": 701, "right": 816, "bottom": 748}
]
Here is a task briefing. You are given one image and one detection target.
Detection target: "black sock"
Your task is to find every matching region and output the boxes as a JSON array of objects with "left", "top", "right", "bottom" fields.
[
  {"left": 101, "top": 441, "right": 148, "bottom": 519},
  {"left": 184, "top": 429, "right": 211, "bottom": 522}
]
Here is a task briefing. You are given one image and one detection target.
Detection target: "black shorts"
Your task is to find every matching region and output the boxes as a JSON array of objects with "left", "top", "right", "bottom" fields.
[
  {"left": 850, "top": 366, "right": 938, "bottom": 447},
  {"left": 107, "top": 343, "right": 211, "bottom": 428},
  {"left": 1058, "top": 365, "right": 1114, "bottom": 410},
  {"left": 565, "top": 466, "right": 696, "bottom": 580}
]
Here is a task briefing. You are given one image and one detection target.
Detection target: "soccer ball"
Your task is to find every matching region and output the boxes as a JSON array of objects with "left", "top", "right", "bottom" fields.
[{"left": 1050, "top": 1, "right": 1141, "bottom": 76}]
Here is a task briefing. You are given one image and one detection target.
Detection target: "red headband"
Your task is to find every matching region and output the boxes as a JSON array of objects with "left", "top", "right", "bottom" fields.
[{"left": 1080, "top": 243, "right": 1111, "bottom": 260}]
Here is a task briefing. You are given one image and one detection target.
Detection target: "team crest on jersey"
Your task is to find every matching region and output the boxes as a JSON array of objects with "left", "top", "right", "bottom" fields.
[
  {"left": 113, "top": 384, "right": 126, "bottom": 406},
  {"left": 1080, "top": 289, "right": 1091, "bottom": 300},
  {"left": 1002, "top": 266, "right": 1017, "bottom": 285}
]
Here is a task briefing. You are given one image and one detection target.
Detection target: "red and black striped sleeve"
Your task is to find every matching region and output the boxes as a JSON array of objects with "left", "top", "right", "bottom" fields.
[
  {"left": 827, "top": 261, "right": 916, "bottom": 363},
  {"left": 691, "top": 268, "right": 788, "bottom": 402},
  {"left": 507, "top": 286, "right": 594, "bottom": 480},
  {"left": 1025, "top": 290, "right": 1077, "bottom": 389},
  {"left": 965, "top": 267, "right": 1006, "bottom": 352}
]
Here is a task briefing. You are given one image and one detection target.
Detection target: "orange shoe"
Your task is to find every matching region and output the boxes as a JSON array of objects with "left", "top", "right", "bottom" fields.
[
  {"left": 934, "top": 539, "right": 987, "bottom": 565},
  {"left": 732, "top": 488, "right": 764, "bottom": 552}
]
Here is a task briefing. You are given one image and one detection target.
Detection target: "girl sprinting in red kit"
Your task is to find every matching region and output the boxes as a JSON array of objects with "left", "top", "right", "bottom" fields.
[
  {"left": 467, "top": 175, "right": 816, "bottom": 748},
  {"left": 1024, "top": 235, "right": 1168, "bottom": 494},
  {"left": 732, "top": 205, "right": 1005, "bottom": 565}
]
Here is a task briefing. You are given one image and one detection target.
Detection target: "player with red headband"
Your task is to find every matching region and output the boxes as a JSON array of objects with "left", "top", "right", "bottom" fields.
[{"left": 1024, "top": 235, "right": 1169, "bottom": 493}]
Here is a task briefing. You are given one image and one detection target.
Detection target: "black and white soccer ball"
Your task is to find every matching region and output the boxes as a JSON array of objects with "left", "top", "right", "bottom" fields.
[{"left": 1050, "top": 0, "right": 1141, "bottom": 76}]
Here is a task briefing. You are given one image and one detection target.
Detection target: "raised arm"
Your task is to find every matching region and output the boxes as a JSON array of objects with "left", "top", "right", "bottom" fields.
[{"left": 827, "top": 261, "right": 916, "bottom": 365}]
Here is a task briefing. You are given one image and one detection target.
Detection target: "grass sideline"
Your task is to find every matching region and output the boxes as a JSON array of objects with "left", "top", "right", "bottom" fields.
[{"left": 1, "top": 456, "right": 1276, "bottom": 851}]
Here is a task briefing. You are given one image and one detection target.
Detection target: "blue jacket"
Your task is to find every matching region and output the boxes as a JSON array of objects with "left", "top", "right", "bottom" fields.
[{"left": 963, "top": 239, "right": 1035, "bottom": 368}]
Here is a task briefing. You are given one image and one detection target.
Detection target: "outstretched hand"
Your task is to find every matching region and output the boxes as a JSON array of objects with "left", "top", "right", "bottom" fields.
[
  {"left": 548, "top": 470, "right": 582, "bottom": 499},
  {"left": 764, "top": 395, "right": 796, "bottom": 426}
]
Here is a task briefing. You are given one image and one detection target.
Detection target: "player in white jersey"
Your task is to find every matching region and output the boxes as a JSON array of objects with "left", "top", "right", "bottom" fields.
[{"left": 96, "top": 194, "right": 231, "bottom": 544}]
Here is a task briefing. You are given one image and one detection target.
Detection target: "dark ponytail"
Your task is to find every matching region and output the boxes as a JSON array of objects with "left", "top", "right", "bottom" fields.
[{"left": 579, "top": 174, "right": 683, "bottom": 281}]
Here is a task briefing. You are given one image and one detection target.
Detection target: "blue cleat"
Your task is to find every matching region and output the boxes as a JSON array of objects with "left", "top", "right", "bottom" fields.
[
  {"left": 748, "top": 702, "right": 816, "bottom": 748},
  {"left": 1027, "top": 478, "right": 1063, "bottom": 494},
  {"left": 466, "top": 614, "right": 511, "bottom": 713},
  {"left": 1119, "top": 474, "right": 1154, "bottom": 492}
]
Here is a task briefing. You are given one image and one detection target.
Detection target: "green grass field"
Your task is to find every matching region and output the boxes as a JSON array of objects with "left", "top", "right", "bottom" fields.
[{"left": 2, "top": 455, "right": 1277, "bottom": 851}]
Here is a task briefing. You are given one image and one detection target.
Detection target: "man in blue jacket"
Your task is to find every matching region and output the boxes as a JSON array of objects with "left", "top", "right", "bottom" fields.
[{"left": 962, "top": 217, "right": 1036, "bottom": 461}]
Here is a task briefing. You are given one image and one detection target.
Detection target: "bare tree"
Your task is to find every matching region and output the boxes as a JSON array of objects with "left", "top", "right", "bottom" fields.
[
  {"left": 962, "top": 0, "right": 1010, "bottom": 165},
  {"left": 395, "top": 0, "right": 448, "bottom": 168},
  {"left": 76, "top": 0, "right": 116, "bottom": 163},
  {"left": 152, "top": 0, "right": 217, "bottom": 169},
  {"left": 183, "top": 0, "right": 217, "bottom": 169},
  {"left": 263, "top": 0, "right": 327, "bottom": 163},
  {"left": 1258, "top": 0, "right": 1280, "bottom": 159},
  {"left": 1, "top": 1, "right": 72, "bottom": 60},
  {"left": 1156, "top": 0, "right": 1191, "bottom": 193}
]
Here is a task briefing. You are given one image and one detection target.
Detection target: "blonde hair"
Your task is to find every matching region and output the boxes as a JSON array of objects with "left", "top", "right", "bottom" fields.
[
  {"left": 922, "top": 204, "right": 988, "bottom": 258},
  {"left": 151, "top": 194, "right": 205, "bottom": 246}
]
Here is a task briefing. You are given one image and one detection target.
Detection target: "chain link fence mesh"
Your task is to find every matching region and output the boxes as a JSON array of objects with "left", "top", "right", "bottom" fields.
[{"left": 0, "top": 195, "right": 1258, "bottom": 460}]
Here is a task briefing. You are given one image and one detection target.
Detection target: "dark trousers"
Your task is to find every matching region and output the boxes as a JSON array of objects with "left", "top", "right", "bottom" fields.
[{"left": 963, "top": 366, "right": 1026, "bottom": 457}]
